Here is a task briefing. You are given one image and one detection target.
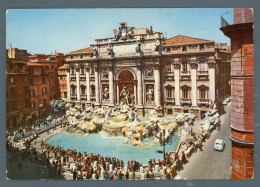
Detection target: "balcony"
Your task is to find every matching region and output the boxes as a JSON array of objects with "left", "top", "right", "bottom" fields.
[
  {"left": 90, "top": 95, "right": 96, "bottom": 101},
  {"left": 70, "top": 94, "right": 77, "bottom": 100},
  {"left": 80, "top": 95, "right": 87, "bottom": 100},
  {"left": 181, "top": 98, "right": 191, "bottom": 106},
  {"left": 166, "top": 97, "right": 175, "bottom": 104},
  {"left": 198, "top": 71, "right": 208, "bottom": 75},
  {"left": 80, "top": 74, "right": 86, "bottom": 80},
  {"left": 198, "top": 98, "right": 210, "bottom": 107},
  {"left": 180, "top": 71, "right": 191, "bottom": 80},
  {"left": 197, "top": 71, "right": 209, "bottom": 80},
  {"left": 70, "top": 75, "right": 76, "bottom": 81}
]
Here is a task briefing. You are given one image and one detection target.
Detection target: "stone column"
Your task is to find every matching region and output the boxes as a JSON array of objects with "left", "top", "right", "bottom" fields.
[
  {"left": 208, "top": 62, "right": 216, "bottom": 103},
  {"left": 134, "top": 82, "right": 137, "bottom": 105},
  {"left": 116, "top": 83, "right": 120, "bottom": 104},
  {"left": 108, "top": 67, "right": 114, "bottom": 105},
  {"left": 174, "top": 63, "right": 181, "bottom": 106},
  {"left": 154, "top": 65, "right": 161, "bottom": 106},
  {"left": 85, "top": 67, "right": 90, "bottom": 103},
  {"left": 137, "top": 65, "right": 143, "bottom": 106},
  {"left": 76, "top": 68, "right": 80, "bottom": 101},
  {"left": 66, "top": 68, "right": 70, "bottom": 101},
  {"left": 190, "top": 62, "right": 198, "bottom": 107},
  {"left": 94, "top": 67, "right": 100, "bottom": 105}
]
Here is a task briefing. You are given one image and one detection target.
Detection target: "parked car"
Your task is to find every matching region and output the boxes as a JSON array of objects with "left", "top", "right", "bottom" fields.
[
  {"left": 222, "top": 100, "right": 228, "bottom": 105},
  {"left": 214, "top": 139, "right": 225, "bottom": 151},
  {"left": 46, "top": 115, "right": 54, "bottom": 121},
  {"left": 58, "top": 102, "right": 66, "bottom": 108}
]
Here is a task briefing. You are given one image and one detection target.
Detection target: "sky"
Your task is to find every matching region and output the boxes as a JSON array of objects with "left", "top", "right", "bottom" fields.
[{"left": 6, "top": 8, "right": 233, "bottom": 55}]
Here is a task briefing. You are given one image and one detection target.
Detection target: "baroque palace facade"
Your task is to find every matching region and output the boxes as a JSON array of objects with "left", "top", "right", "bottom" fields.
[{"left": 65, "top": 22, "right": 230, "bottom": 119}]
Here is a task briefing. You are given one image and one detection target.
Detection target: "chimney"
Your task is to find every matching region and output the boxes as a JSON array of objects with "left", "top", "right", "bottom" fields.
[{"left": 150, "top": 26, "right": 153, "bottom": 33}]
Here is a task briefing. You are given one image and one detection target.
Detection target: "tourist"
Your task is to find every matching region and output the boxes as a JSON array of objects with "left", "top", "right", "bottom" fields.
[
  {"left": 125, "top": 170, "right": 129, "bottom": 180},
  {"left": 113, "top": 173, "right": 117, "bottom": 180},
  {"left": 131, "top": 170, "right": 135, "bottom": 180},
  {"left": 118, "top": 171, "right": 123, "bottom": 180},
  {"left": 164, "top": 170, "right": 171, "bottom": 180},
  {"left": 171, "top": 165, "right": 176, "bottom": 178},
  {"left": 150, "top": 170, "right": 154, "bottom": 180},
  {"left": 181, "top": 151, "right": 188, "bottom": 164},
  {"left": 85, "top": 171, "right": 91, "bottom": 180},
  {"left": 72, "top": 169, "right": 77, "bottom": 180},
  {"left": 146, "top": 171, "right": 151, "bottom": 180},
  {"left": 104, "top": 170, "right": 109, "bottom": 180}
]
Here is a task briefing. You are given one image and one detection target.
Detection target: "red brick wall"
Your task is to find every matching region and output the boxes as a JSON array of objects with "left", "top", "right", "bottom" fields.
[
  {"left": 229, "top": 9, "right": 254, "bottom": 179},
  {"left": 234, "top": 8, "right": 253, "bottom": 24},
  {"left": 230, "top": 142, "right": 254, "bottom": 179},
  {"left": 221, "top": 8, "right": 254, "bottom": 179}
]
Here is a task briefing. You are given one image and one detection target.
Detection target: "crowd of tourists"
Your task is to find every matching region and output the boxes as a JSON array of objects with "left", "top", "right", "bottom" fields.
[{"left": 6, "top": 111, "right": 207, "bottom": 180}]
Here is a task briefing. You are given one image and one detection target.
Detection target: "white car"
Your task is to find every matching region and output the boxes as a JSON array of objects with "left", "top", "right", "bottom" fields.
[{"left": 214, "top": 139, "right": 225, "bottom": 151}]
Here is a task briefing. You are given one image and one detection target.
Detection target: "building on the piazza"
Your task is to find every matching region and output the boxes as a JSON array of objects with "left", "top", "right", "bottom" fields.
[
  {"left": 163, "top": 36, "right": 231, "bottom": 117},
  {"left": 26, "top": 62, "right": 50, "bottom": 121},
  {"left": 6, "top": 48, "right": 31, "bottom": 129},
  {"left": 58, "top": 64, "right": 68, "bottom": 100},
  {"left": 215, "top": 43, "right": 231, "bottom": 105},
  {"left": 29, "top": 53, "right": 65, "bottom": 101},
  {"left": 6, "top": 48, "right": 65, "bottom": 130},
  {"left": 65, "top": 21, "right": 231, "bottom": 118}
]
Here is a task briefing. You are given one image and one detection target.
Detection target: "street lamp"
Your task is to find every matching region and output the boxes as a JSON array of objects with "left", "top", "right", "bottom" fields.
[{"left": 159, "top": 129, "right": 172, "bottom": 161}]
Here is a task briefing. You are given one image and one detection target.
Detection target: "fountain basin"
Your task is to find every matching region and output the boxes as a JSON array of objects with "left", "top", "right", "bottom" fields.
[{"left": 45, "top": 132, "right": 179, "bottom": 164}]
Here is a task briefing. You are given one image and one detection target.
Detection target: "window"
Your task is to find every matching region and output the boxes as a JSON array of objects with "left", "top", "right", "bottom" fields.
[
  {"left": 42, "top": 77, "right": 46, "bottom": 84},
  {"left": 167, "top": 48, "right": 171, "bottom": 52},
  {"left": 24, "top": 86, "right": 29, "bottom": 96},
  {"left": 31, "top": 102, "right": 35, "bottom": 109},
  {"left": 10, "top": 87, "right": 16, "bottom": 97},
  {"left": 166, "top": 63, "right": 172, "bottom": 72},
  {"left": 43, "top": 99, "right": 47, "bottom": 106},
  {"left": 81, "top": 87, "right": 85, "bottom": 95},
  {"left": 30, "top": 79, "right": 34, "bottom": 85},
  {"left": 70, "top": 56, "right": 74, "bottom": 59},
  {"left": 25, "top": 98, "right": 30, "bottom": 107},
  {"left": 52, "top": 65, "right": 54, "bottom": 69},
  {"left": 183, "top": 90, "right": 188, "bottom": 98},
  {"left": 30, "top": 89, "right": 35, "bottom": 97},
  {"left": 166, "top": 87, "right": 173, "bottom": 98},
  {"left": 81, "top": 67, "right": 85, "bottom": 74},
  {"left": 91, "top": 85, "right": 95, "bottom": 96},
  {"left": 10, "top": 78, "right": 14, "bottom": 83},
  {"left": 10, "top": 101, "right": 17, "bottom": 111},
  {"left": 199, "top": 62, "right": 206, "bottom": 72},
  {"left": 182, "top": 46, "right": 187, "bottom": 51},
  {"left": 200, "top": 90, "right": 206, "bottom": 99},
  {"left": 24, "top": 77, "right": 28, "bottom": 82},
  {"left": 80, "top": 55, "right": 83, "bottom": 59},
  {"left": 199, "top": 45, "right": 204, "bottom": 50},
  {"left": 42, "top": 87, "right": 47, "bottom": 95},
  {"left": 72, "top": 87, "right": 76, "bottom": 95},
  {"left": 64, "top": 92, "right": 67, "bottom": 98},
  {"left": 182, "top": 63, "right": 188, "bottom": 72},
  {"left": 29, "top": 68, "right": 34, "bottom": 74},
  {"left": 41, "top": 67, "right": 45, "bottom": 74}
]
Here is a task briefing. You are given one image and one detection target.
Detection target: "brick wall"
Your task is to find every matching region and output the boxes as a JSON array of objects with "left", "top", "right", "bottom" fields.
[
  {"left": 220, "top": 8, "right": 254, "bottom": 179},
  {"left": 234, "top": 8, "right": 254, "bottom": 24}
]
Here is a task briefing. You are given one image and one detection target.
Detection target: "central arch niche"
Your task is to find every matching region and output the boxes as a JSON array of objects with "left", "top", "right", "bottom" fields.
[{"left": 117, "top": 70, "right": 135, "bottom": 103}]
